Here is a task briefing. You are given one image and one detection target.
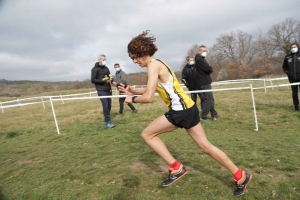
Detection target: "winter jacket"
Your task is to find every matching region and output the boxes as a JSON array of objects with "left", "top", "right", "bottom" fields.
[
  {"left": 181, "top": 64, "right": 199, "bottom": 90},
  {"left": 114, "top": 70, "right": 127, "bottom": 91},
  {"left": 91, "top": 62, "right": 112, "bottom": 91},
  {"left": 282, "top": 48, "right": 300, "bottom": 79},
  {"left": 194, "top": 53, "right": 213, "bottom": 85}
]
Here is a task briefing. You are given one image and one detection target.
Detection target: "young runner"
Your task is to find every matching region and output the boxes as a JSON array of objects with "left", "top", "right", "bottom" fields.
[{"left": 119, "top": 30, "right": 252, "bottom": 196}]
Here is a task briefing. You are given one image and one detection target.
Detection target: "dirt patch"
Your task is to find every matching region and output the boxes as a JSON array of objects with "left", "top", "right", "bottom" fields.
[
  {"left": 16, "top": 158, "right": 43, "bottom": 165},
  {"left": 129, "top": 160, "right": 147, "bottom": 172}
]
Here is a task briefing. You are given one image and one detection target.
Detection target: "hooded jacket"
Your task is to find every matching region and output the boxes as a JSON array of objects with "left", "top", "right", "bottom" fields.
[
  {"left": 282, "top": 42, "right": 300, "bottom": 79},
  {"left": 91, "top": 62, "right": 112, "bottom": 91},
  {"left": 194, "top": 53, "right": 213, "bottom": 85}
]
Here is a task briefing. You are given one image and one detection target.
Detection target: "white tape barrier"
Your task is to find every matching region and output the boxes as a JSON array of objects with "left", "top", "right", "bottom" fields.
[
  {"left": 0, "top": 77, "right": 287, "bottom": 107},
  {"left": 0, "top": 77, "right": 294, "bottom": 134}
]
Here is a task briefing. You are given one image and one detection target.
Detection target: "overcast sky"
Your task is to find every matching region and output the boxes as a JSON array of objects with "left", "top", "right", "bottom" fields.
[{"left": 0, "top": 0, "right": 299, "bottom": 81}]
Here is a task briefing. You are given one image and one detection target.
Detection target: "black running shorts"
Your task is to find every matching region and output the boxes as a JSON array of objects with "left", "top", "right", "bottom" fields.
[{"left": 164, "top": 104, "right": 200, "bottom": 129}]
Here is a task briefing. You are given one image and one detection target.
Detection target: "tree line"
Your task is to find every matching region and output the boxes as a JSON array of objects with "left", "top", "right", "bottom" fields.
[
  {"left": 2, "top": 18, "right": 298, "bottom": 97},
  {"left": 183, "top": 18, "right": 300, "bottom": 80}
]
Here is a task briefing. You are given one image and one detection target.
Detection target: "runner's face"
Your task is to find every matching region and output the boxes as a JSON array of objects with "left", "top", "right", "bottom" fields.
[{"left": 131, "top": 55, "right": 147, "bottom": 67}]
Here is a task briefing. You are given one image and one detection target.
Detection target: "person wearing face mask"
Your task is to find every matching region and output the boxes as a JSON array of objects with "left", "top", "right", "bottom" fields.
[
  {"left": 91, "top": 54, "right": 115, "bottom": 128},
  {"left": 282, "top": 42, "right": 300, "bottom": 111},
  {"left": 112, "top": 63, "right": 138, "bottom": 114},
  {"left": 194, "top": 45, "right": 219, "bottom": 123},
  {"left": 182, "top": 56, "right": 201, "bottom": 105}
]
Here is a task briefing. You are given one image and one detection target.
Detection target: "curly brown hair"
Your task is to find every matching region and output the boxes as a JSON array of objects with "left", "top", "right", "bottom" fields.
[{"left": 127, "top": 30, "right": 158, "bottom": 59}]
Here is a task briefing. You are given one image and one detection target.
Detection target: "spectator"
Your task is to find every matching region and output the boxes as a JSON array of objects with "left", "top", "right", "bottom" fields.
[
  {"left": 195, "top": 45, "right": 219, "bottom": 122},
  {"left": 112, "top": 63, "right": 138, "bottom": 114},
  {"left": 282, "top": 42, "right": 300, "bottom": 111},
  {"left": 182, "top": 56, "right": 201, "bottom": 107},
  {"left": 91, "top": 54, "right": 115, "bottom": 128}
]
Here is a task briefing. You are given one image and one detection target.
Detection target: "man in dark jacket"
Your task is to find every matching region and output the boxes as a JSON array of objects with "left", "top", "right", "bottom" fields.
[
  {"left": 282, "top": 42, "right": 300, "bottom": 111},
  {"left": 194, "top": 45, "right": 218, "bottom": 122},
  {"left": 182, "top": 56, "right": 201, "bottom": 105},
  {"left": 112, "top": 63, "right": 138, "bottom": 114},
  {"left": 91, "top": 54, "right": 115, "bottom": 128}
]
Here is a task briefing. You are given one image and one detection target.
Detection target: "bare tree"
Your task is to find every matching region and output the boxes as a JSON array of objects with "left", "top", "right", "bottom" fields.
[
  {"left": 181, "top": 44, "right": 199, "bottom": 69},
  {"left": 206, "top": 45, "right": 228, "bottom": 80},
  {"left": 267, "top": 18, "right": 300, "bottom": 55},
  {"left": 210, "top": 30, "right": 258, "bottom": 79},
  {"left": 186, "top": 44, "right": 199, "bottom": 57},
  {"left": 181, "top": 18, "right": 300, "bottom": 80},
  {"left": 257, "top": 29, "right": 277, "bottom": 59}
]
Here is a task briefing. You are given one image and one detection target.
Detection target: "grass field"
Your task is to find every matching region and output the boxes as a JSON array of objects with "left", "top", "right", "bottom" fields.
[{"left": 1, "top": 79, "right": 300, "bottom": 200}]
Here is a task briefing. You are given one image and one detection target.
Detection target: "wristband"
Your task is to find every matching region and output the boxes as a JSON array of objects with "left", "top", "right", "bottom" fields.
[{"left": 132, "top": 96, "right": 137, "bottom": 103}]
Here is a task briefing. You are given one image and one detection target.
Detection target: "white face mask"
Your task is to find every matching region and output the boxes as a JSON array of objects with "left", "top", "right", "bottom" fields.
[
  {"left": 115, "top": 68, "right": 121, "bottom": 72},
  {"left": 201, "top": 52, "right": 207, "bottom": 57},
  {"left": 291, "top": 47, "right": 298, "bottom": 53},
  {"left": 100, "top": 61, "right": 106, "bottom": 66},
  {"left": 189, "top": 61, "right": 194, "bottom": 65}
]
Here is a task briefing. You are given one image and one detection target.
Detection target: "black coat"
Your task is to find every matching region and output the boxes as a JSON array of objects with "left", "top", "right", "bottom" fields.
[
  {"left": 91, "top": 62, "right": 112, "bottom": 91},
  {"left": 194, "top": 53, "right": 213, "bottom": 85},
  {"left": 282, "top": 48, "right": 300, "bottom": 80},
  {"left": 182, "top": 64, "right": 199, "bottom": 90}
]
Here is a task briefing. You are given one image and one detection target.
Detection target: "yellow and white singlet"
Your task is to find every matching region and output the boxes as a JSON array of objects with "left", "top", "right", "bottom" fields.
[{"left": 153, "top": 59, "right": 194, "bottom": 111}]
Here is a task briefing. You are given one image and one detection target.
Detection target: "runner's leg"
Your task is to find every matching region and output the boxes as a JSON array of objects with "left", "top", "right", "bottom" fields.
[
  {"left": 186, "top": 123, "right": 238, "bottom": 173},
  {"left": 141, "top": 115, "right": 178, "bottom": 164}
]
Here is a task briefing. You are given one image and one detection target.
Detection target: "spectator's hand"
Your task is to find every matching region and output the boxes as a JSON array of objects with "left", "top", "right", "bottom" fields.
[
  {"left": 102, "top": 77, "right": 109, "bottom": 81},
  {"left": 112, "top": 81, "right": 117, "bottom": 85}
]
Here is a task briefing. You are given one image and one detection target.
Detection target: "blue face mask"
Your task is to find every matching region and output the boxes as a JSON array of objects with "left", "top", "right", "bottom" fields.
[
  {"left": 100, "top": 61, "right": 106, "bottom": 66},
  {"left": 291, "top": 47, "right": 298, "bottom": 53},
  {"left": 115, "top": 68, "right": 121, "bottom": 72}
]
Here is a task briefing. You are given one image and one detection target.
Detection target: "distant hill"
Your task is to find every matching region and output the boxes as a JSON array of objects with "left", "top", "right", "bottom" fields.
[{"left": 0, "top": 71, "right": 183, "bottom": 97}]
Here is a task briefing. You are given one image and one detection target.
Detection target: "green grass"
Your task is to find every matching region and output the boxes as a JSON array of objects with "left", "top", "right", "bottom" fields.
[{"left": 1, "top": 79, "right": 300, "bottom": 199}]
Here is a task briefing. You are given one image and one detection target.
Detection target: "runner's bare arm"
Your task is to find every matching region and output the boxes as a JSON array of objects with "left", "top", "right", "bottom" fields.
[
  {"left": 118, "top": 84, "right": 146, "bottom": 95},
  {"left": 129, "top": 87, "right": 146, "bottom": 95},
  {"left": 125, "top": 62, "right": 159, "bottom": 103}
]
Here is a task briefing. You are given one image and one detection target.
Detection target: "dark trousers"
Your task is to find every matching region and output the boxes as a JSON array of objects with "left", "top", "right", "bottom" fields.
[
  {"left": 119, "top": 97, "right": 136, "bottom": 113},
  {"left": 97, "top": 90, "right": 112, "bottom": 122},
  {"left": 288, "top": 76, "right": 300, "bottom": 106},
  {"left": 191, "top": 92, "right": 201, "bottom": 108},
  {"left": 199, "top": 84, "right": 218, "bottom": 119}
]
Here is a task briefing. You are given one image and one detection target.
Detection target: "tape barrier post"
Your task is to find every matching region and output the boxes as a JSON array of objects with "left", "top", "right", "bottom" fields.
[
  {"left": 60, "top": 94, "right": 65, "bottom": 104},
  {"left": 264, "top": 79, "right": 266, "bottom": 93},
  {"left": 17, "top": 98, "right": 21, "bottom": 106},
  {"left": 270, "top": 79, "right": 274, "bottom": 89},
  {"left": 250, "top": 84, "right": 259, "bottom": 131},
  {"left": 50, "top": 97, "right": 60, "bottom": 134},
  {"left": 0, "top": 101, "right": 4, "bottom": 113},
  {"left": 41, "top": 97, "right": 45, "bottom": 109}
]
